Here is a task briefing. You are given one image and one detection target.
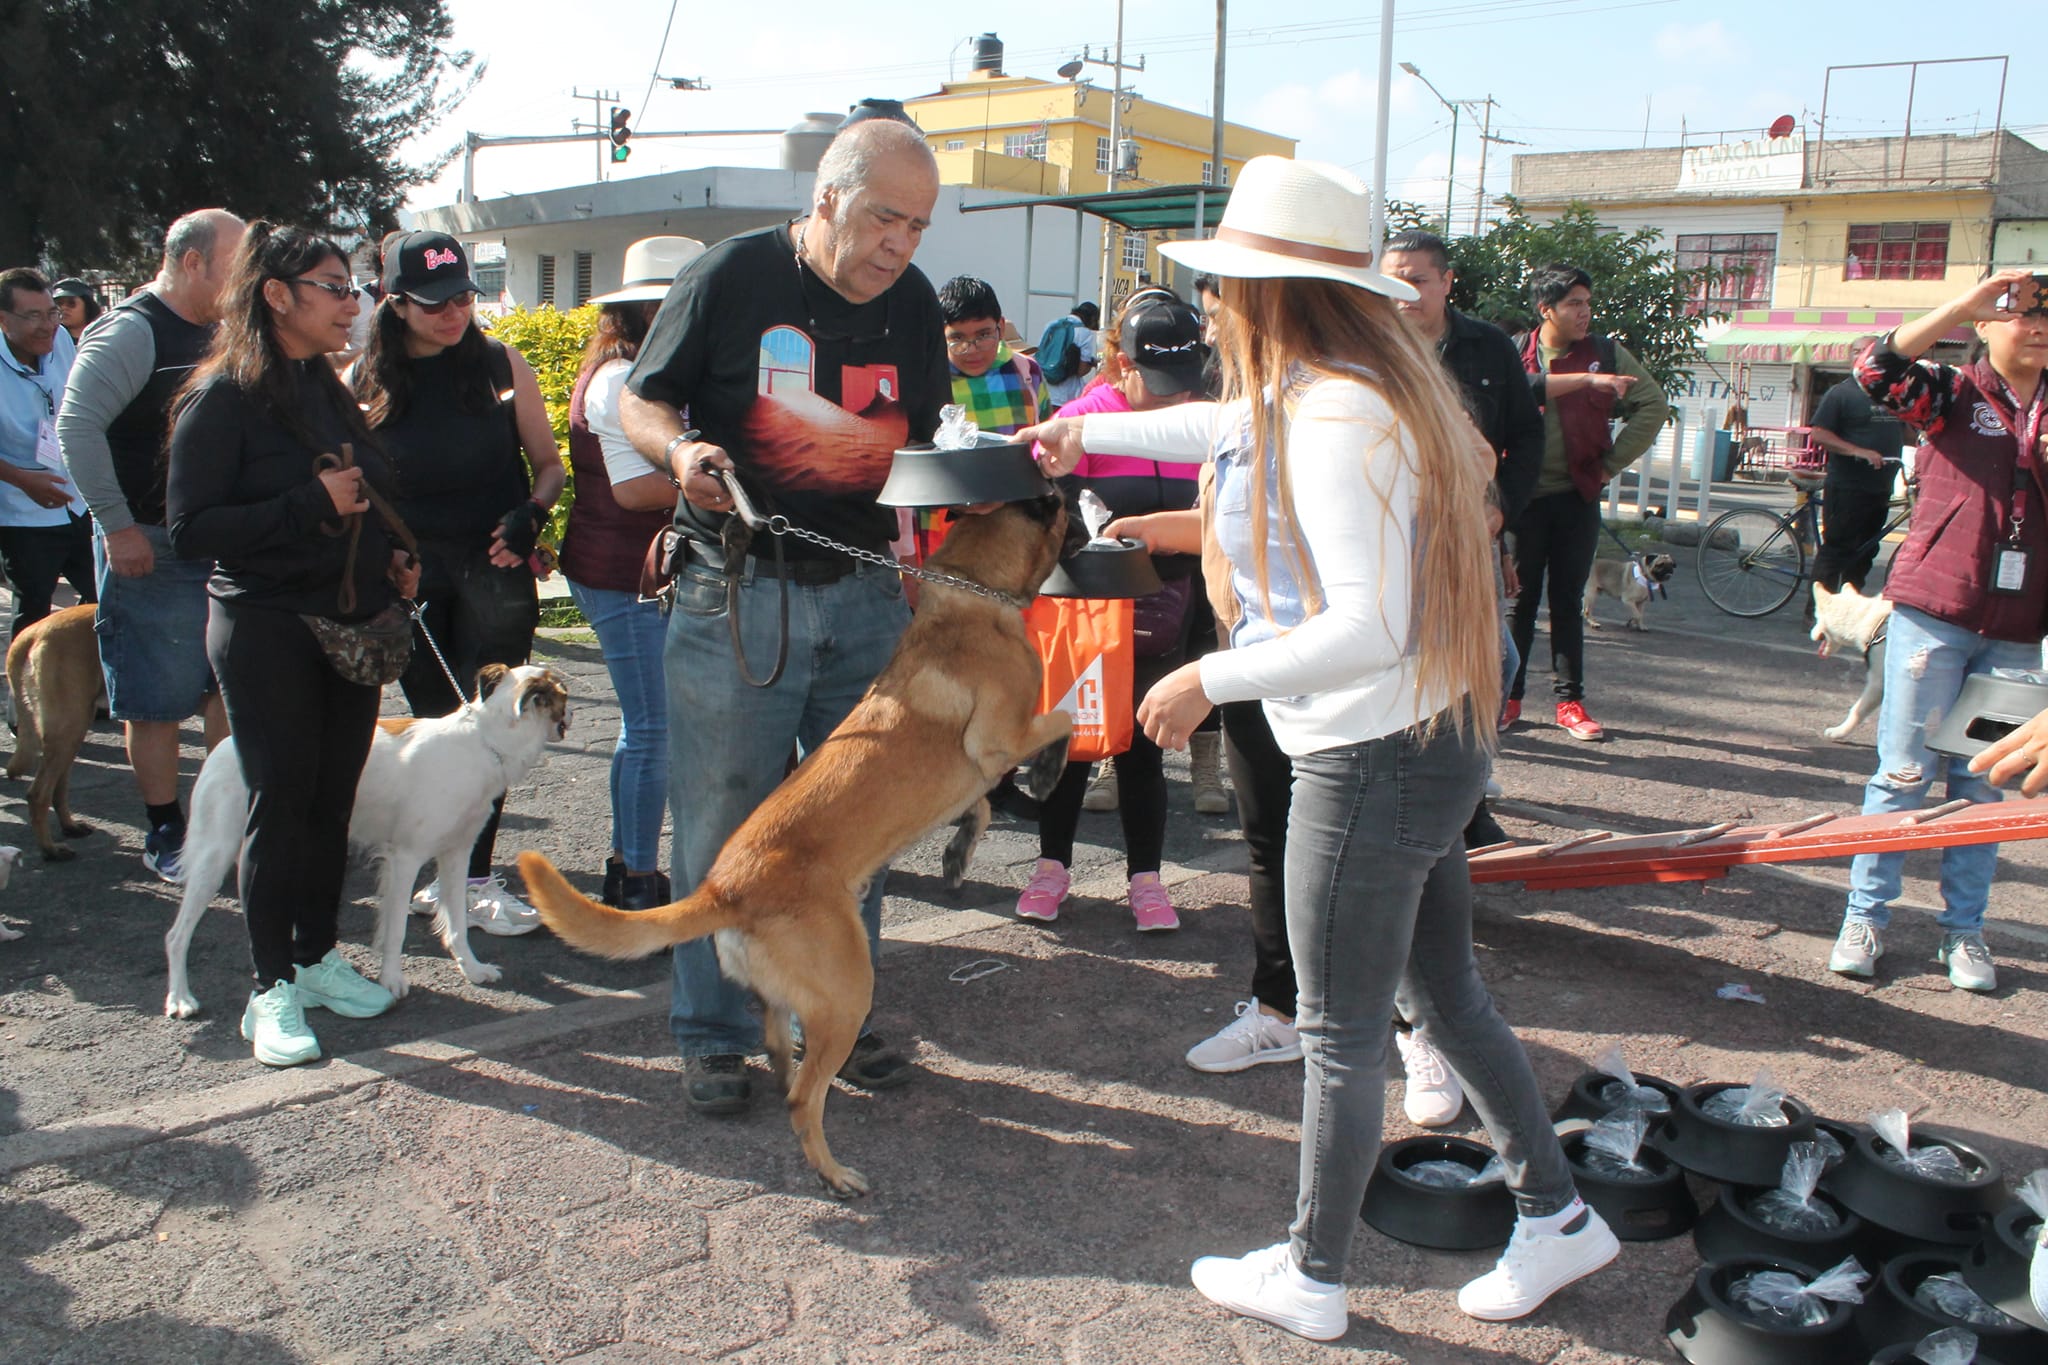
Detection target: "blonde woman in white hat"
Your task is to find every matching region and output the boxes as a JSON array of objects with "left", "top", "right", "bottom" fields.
[
  {"left": 1023, "top": 156, "right": 1616, "bottom": 1341},
  {"left": 561, "top": 236, "right": 705, "bottom": 911}
]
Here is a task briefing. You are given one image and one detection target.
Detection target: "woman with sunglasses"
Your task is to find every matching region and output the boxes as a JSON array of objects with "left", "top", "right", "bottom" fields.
[
  {"left": 349, "top": 232, "right": 565, "bottom": 933},
  {"left": 166, "top": 222, "right": 420, "bottom": 1066}
]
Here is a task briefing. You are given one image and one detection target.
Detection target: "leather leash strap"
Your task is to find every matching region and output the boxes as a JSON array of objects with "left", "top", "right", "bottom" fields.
[{"left": 314, "top": 443, "right": 420, "bottom": 616}]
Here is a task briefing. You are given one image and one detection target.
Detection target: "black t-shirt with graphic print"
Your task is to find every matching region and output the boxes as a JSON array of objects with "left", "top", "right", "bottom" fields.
[{"left": 626, "top": 222, "right": 950, "bottom": 558}]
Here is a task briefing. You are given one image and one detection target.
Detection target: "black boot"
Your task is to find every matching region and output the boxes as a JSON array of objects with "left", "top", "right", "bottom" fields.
[
  {"left": 600, "top": 856, "right": 626, "bottom": 907},
  {"left": 618, "top": 870, "right": 673, "bottom": 911},
  {"left": 1464, "top": 801, "right": 1509, "bottom": 849}
]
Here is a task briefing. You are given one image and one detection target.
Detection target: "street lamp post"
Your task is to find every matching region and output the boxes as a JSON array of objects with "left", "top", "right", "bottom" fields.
[{"left": 1398, "top": 62, "right": 1459, "bottom": 233}]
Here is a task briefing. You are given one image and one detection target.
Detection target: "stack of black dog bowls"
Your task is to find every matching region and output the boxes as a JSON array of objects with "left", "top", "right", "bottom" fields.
[
  {"left": 1647, "top": 1081, "right": 1819, "bottom": 1187},
  {"left": 1561, "top": 1128, "right": 1698, "bottom": 1242},
  {"left": 1853, "top": 1251, "right": 2046, "bottom": 1357},
  {"left": 1960, "top": 1200, "right": 2048, "bottom": 1333},
  {"left": 1359, "top": 1135, "right": 1515, "bottom": 1251},
  {"left": 1692, "top": 1178, "right": 1864, "bottom": 1271},
  {"left": 1825, "top": 1122, "right": 2008, "bottom": 1263},
  {"left": 1664, "top": 1256, "right": 1863, "bottom": 1365},
  {"left": 1552, "top": 1065, "right": 1684, "bottom": 1127}
]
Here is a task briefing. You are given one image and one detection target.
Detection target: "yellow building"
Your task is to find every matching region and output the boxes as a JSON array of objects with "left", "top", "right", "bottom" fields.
[{"left": 904, "top": 66, "right": 1295, "bottom": 295}]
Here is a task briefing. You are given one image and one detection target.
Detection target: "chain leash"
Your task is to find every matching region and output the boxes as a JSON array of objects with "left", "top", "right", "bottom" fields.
[
  {"left": 759, "top": 514, "right": 1034, "bottom": 609},
  {"left": 402, "top": 599, "right": 470, "bottom": 703}
]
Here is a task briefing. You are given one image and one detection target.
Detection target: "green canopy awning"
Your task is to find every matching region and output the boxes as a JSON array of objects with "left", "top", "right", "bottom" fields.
[{"left": 960, "top": 183, "right": 1232, "bottom": 232}]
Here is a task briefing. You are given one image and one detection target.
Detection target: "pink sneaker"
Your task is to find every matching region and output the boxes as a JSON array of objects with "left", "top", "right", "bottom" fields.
[
  {"left": 1129, "top": 872, "right": 1180, "bottom": 932},
  {"left": 1016, "top": 859, "right": 1070, "bottom": 921}
]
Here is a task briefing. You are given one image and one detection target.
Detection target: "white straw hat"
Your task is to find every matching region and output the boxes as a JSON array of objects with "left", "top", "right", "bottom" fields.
[
  {"left": 1158, "top": 157, "right": 1418, "bottom": 301},
  {"left": 588, "top": 236, "right": 707, "bottom": 305}
]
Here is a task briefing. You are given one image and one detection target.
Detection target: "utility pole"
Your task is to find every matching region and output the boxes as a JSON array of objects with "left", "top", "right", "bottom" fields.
[
  {"left": 1207, "top": 0, "right": 1226, "bottom": 238},
  {"left": 1066, "top": 16, "right": 1145, "bottom": 317},
  {"left": 572, "top": 87, "right": 621, "bottom": 181}
]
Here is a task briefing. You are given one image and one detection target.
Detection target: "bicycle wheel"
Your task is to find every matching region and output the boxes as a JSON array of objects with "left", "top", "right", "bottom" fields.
[{"left": 1696, "top": 506, "right": 1807, "bottom": 617}]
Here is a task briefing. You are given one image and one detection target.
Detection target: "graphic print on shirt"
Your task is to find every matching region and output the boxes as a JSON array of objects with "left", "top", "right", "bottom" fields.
[{"left": 747, "top": 325, "right": 908, "bottom": 494}]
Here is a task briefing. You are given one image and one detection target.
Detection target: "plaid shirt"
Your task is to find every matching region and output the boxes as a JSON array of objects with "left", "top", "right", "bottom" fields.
[{"left": 907, "top": 347, "right": 1054, "bottom": 559}]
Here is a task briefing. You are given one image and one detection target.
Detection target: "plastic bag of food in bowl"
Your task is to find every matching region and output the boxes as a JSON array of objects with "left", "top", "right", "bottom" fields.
[
  {"left": 1912, "top": 1272, "right": 2023, "bottom": 1329},
  {"left": 1580, "top": 1111, "right": 1658, "bottom": 1181},
  {"left": 1749, "top": 1141, "right": 1842, "bottom": 1235},
  {"left": 1870, "top": 1108, "right": 1970, "bottom": 1182},
  {"left": 1728, "top": 1256, "right": 1868, "bottom": 1329},
  {"left": 1701, "top": 1066, "right": 1791, "bottom": 1128},
  {"left": 1589, "top": 1042, "right": 1671, "bottom": 1115},
  {"left": 1910, "top": 1326, "right": 1981, "bottom": 1365}
]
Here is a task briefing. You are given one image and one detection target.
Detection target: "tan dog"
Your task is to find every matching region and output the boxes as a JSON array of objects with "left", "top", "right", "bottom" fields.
[
  {"left": 5, "top": 604, "right": 107, "bottom": 861},
  {"left": 1584, "top": 553, "right": 1677, "bottom": 632},
  {"left": 1811, "top": 581, "right": 1893, "bottom": 741},
  {"left": 518, "top": 494, "right": 1079, "bottom": 1199}
]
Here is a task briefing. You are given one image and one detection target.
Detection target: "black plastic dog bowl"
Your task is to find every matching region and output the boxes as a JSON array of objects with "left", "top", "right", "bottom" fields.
[
  {"left": 1826, "top": 1125, "right": 2005, "bottom": 1247},
  {"left": 1359, "top": 1135, "right": 1515, "bottom": 1251},
  {"left": 876, "top": 441, "right": 1055, "bottom": 508},
  {"left": 1665, "top": 1256, "right": 1862, "bottom": 1365},
  {"left": 1039, "top": 540, "right": 1165, "bottom": 599},
  {"left": 1647, "top": 1082, "right": 1818, "bottom": 1187},
  {"left": 1855, "top": 1252, "right": 2045, "bottom": 1356},
  {"left": 1694, "top": 1181, "right": 1865, "bottom": 1271},
  {"left": 1961, "top": 1202, "right": 2048, "bottom": 1333},
  {"left": 1552, "top": 1069, "right": 1683, "bottom": 1125},
  {"left": 1563, "top": 1131, "right": 1698, "bottom": 1242}
]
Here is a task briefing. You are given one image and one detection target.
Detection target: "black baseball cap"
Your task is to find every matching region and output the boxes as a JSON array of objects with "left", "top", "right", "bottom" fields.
[
  {"left": 381, "top": 231, "right": 480, "bottom": 304},
  {"left": 1121, "top": 296, "right": 1209, "bottom": 397},
  {"left": 49, "top": 277, "right": 97, "bottom": 303}
]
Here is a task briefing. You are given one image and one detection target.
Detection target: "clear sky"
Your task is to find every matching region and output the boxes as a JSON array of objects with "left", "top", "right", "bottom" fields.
[{"left": 407, "top": 0, "right": 2041, "bottom": 225}]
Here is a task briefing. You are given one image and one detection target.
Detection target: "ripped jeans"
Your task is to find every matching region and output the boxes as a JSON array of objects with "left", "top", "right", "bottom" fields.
[{"left": 1845, "top": 604, "right": 2040, "bottom": 934}]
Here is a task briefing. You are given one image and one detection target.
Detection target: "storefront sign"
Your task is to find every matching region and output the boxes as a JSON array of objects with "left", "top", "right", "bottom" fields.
[{"left": 1676, "top": 135, "right": 1805, "bottom": 193}]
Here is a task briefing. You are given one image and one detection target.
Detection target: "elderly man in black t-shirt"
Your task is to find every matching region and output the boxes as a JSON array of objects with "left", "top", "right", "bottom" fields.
[
  {"left": 619, "top": 118, "right": 949, "bottom": 1115},
  {"left": 1807, "top": 336, "right": 1907, "bottom": 594}
]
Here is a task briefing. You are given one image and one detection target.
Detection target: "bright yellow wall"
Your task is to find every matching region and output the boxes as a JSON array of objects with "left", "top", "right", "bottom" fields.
[
  {"left": 1774, "top": 190, "right": 1995, "bottom": 308},
  {"left": 907, "top": 75, "right": 1294, "bottom": 288}
]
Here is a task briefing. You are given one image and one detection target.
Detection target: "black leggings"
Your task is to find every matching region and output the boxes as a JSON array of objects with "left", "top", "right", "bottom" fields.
[
  {"left": 1221, "top": 699, "right": 1295, "bottom": 1017},
  {"left": 208, "top": 601, "right": 381, "bottom": 986},
  {"left": 397, "top": 542, "right": 538, "bottom": 878},
  {"left": 1813, "top": 479, "right": 1894, "bottom": 592},
  {"left": 1038, "top": 727, "right": 1167, "bottom": 874},
  {"left": 0, "top": 514, "right": 96, "bottom": 642},
  {"left": 1509, "top": 490, "right": 1602, "bottom": 703}
]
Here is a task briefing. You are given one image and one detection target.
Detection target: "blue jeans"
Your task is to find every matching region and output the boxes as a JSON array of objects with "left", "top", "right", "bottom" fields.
[
  {"left": 665, "top": 554, "right": 911, "bottom": 1057},
  {"left": 94, "top": 525, "right": 215, "bottom": 722},
  {"left": 568, "top": 581, "right": 669, "bottom": 872},
  {"left": 1286, "top": 715, "right": 1577, "bottom": 1283},
  {"left": 1845, "top": 604, "right": 2038, "bottom": 935}
]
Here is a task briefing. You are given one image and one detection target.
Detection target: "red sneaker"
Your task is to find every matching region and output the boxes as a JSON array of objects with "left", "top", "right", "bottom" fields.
[
  {"left": 1498, "top": 699, "right": 1521, "bottom": 732},
  {"left": 1555, "top": 701, "right": 1605, "bottom": 741}
]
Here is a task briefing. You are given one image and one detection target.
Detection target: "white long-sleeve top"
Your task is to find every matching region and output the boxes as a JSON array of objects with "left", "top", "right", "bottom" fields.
[{"left": 1079, "top": 376, "right": 1448, "bottom": 756}]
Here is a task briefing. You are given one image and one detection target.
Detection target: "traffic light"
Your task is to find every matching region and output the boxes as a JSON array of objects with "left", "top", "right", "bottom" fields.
[{"left": 609, "top": 106, "right": 632, "bottom": 163}]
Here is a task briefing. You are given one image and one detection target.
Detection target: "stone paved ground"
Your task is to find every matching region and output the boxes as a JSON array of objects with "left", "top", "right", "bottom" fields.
[{"left": 3, "top": 522, "right": 2046, "bottom": 1363}]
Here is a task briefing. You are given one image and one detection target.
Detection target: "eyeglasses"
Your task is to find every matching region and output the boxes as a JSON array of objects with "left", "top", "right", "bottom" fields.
[
  {"left": 404, "top": 291, "right": 477, "bottom": 315},
  {"left": 288, "top": 278, "right": 356, "bottom": 301},
  {"left": 944, "top": 328, "right": 1002, "bottom": 353},
  {"left": 2, "top": 308, "right": 61, "bottom": 327}
]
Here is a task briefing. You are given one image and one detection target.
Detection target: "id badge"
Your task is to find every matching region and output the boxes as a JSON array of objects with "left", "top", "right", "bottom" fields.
[
  {"left": 1991, "top": 538, "right": 2032, "bottom": 596},
  {"left": 34, "top": 417, "right": 62, "bottom": 472}
]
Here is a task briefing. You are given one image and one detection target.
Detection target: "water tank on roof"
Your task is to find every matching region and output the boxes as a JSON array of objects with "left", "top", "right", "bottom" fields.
[
  {"left": 782, "top": 113, "right": 840, "bottom": 172},
  {"left": 972, "top": 33, "right": 1004, "bottom": 75}
]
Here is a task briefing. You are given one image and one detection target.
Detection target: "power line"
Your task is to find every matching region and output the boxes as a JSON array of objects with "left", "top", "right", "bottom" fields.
[{"left": 636, "top": 0, "right": 684, "bottom": 129}]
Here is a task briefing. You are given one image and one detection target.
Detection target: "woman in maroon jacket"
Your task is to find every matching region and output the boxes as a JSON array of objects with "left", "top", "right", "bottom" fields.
[
  {"left": 1829, "top": 268, "right": 2048, "bottom": 993},
  {"left": 561, "top": 237, "right": 704, "bottom": 910}
]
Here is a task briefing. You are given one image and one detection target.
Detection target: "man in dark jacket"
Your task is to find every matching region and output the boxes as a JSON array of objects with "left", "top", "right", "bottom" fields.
[
  {"left": 1806, "top": 336, "right": 1906, "bottom": 593},
  {"left": 1510, "top": 264, "right": 1669, "bottom": 741}
]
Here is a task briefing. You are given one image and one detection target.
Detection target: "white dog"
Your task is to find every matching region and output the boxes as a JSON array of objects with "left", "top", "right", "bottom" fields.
[
  {"left": 165, "top": 664, "right": 570, "bottom": 1018},
  {"left": 0, "top": 846, "right": 23, "bottom": 939},
  {"left": 1811, "top": 582, "right": 1894, "bottom": 742}
]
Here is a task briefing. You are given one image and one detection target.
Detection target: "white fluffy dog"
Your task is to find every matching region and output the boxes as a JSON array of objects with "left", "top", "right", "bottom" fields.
[
  {"left": 164, "top": 664, "right": 570, "bottom": 1017},
  {"left": 1811, "top": 582, "right": 1894, "bottom": 742}
]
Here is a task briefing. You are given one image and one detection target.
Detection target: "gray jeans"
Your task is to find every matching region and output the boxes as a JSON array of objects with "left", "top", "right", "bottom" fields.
[{"left": 1286, "top": 714, "right": 1577, "bottom": 1283}]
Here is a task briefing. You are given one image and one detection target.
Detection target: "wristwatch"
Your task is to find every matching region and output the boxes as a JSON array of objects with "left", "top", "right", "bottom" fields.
[{"left": 662, "top": 429, "right": 701, "bottom": 487}]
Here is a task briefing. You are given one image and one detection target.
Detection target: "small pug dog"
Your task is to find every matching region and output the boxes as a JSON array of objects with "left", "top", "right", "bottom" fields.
[{"left": 1584, "top": 553, "right": 1677, "bottom": 632}]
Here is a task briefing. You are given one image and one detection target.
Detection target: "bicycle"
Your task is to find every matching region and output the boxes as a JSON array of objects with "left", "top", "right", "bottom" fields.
[{"left": 1695, "top": 463, "right": 1914, "bottom": 617}]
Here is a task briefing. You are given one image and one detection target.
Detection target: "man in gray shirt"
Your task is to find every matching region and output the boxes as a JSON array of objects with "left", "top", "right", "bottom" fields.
[{"left": 58, "top": 208, "right": 243, "bottom": 882}]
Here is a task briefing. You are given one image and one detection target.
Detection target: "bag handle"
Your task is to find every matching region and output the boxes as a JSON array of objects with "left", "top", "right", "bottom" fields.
[{"left": 315, "top": 442, "right": 420, "bottom": 616}]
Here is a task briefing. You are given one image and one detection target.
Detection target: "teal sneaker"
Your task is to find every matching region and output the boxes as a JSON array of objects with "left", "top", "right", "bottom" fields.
[
  {"left": 241, "top": 981, "right": 321, "bottom": 1067},
  {"left": 294, "top": 949, "right": 396, "bottom": 1019}
]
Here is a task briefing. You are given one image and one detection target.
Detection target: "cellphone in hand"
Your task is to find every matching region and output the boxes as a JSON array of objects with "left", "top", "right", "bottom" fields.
[{"left": 1998, "top": 273, "right": 2048, "bottom": 317}]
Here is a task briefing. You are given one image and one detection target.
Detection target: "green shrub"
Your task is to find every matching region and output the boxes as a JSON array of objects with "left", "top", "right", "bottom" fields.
[{"left": 490, "top": 304, "right": 598, "bottom": 548}]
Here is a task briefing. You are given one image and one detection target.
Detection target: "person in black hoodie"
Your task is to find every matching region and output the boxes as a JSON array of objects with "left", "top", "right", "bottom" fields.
[{"left": 167, "top": 222, "right": 420, "bottom": 1068}]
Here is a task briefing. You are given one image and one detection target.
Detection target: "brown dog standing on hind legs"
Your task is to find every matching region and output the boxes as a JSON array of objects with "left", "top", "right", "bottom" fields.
[
  {"left": 519, "top": 494, "right": 1080, "bottom": 1198},
  {"left": 5, "top": 604, "right": 106, "bottom": 860}
]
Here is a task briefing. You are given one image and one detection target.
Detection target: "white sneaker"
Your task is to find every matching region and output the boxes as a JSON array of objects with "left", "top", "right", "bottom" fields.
[
  {"left": 1937, "top": 932, "right": 1997, "bottom": 992},
  {"left": 1484, "top": 777, "right": 1504, "bottom": 799},
  {"left": 1190, "top": 1242, "right": 1347, "bottom": 1341},
  {"left": 468, "top": 873, "right": 542, "bottom": 937},
  {"left": 1186, "top": 1001, "right": 1302, "bottom": 1073},
  {"left": 1397, "top": 1028, "right": 1466, "bottom": 1127},
  {"left": 1457, "top": 1204, "right": 1619, "bottom": 1321}
]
